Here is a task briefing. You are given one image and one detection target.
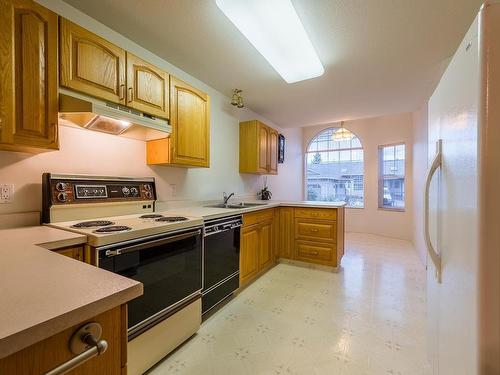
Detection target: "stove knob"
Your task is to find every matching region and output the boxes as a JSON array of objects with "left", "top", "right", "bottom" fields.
[
  {"left": 57, "top": 192, "right": 68, "bottom": 202},
  {"left": 122, "top": 187, "right": 130, "bottom": 196},
  {"left": 144, "top": 184, "right": 152, "bottom": 191},
  {"left": 145, "top": 191, "right": 153, "bottom": 199},
  {"left": 55, "top": 182, "right": 68, "bottom": 191},
  {"left": 130, "top": 187, "right": 139, "bottom": 196}
]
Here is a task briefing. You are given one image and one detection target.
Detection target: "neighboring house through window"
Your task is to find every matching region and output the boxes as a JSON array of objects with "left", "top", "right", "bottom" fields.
[
  {"left": 305, "top": 128, "right": 364, "bottom": 208},
  {"left": 378, "top": 143, "right": 406, "bottom": 210}
]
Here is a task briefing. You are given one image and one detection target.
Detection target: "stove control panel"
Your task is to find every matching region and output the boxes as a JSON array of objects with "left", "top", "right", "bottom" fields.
[{"left": 44, "top": 175, "right": 156, "bottom": 205}]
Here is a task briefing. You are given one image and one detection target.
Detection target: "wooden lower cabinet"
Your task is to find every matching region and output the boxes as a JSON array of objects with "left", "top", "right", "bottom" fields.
[
  {"left": 277, "top": 207, "right": 294, "bottom": 260},
  {"left": 240, "top": 209, "right": 276, "bottom": 286},
  {"left": 259, "top": 219, "right": 273, "bottom": 269},
  {"left": 240, "top": 206, "right": 345, "bottom": 285},
  {"left": 240, "top": 224, "right": 260, "bottom": 285},
  {"left": 0, "top": 305, "right": 127, "bottom": 374},
  {"left": 54, "top": 245, "right": 84, "bottom": 262}
]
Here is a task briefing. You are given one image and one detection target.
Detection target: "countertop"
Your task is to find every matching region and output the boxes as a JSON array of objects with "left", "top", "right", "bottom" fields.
[
  {"left": 156, "top": 200, "right": 345, "bottom": 220},
  {"left": 0, "top": 226, "right": 143, "bottom": 359}
]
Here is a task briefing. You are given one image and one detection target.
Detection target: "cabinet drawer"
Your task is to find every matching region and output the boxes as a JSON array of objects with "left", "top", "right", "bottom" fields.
[
  {"left": 295, "top": 219, "right": 336, "bottom": 242},
  {"left": 295, "top": 241, "right": 334, "bottom": 262},
  {"left": 294, "top": 208, "right": 336, "bottom": 220},
  {"left": 243, "top": 209, "right": 274, "bottom": 227}
]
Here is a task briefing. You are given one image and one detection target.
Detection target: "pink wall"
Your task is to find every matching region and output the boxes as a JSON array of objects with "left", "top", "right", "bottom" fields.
[{"left": 303, "top": 113, "right": 414, "bottom": 240}]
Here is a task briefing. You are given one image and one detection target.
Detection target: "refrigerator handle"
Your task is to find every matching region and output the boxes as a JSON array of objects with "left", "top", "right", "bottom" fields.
[{"left": 424, "top": 139, "right": 443, "bottom": 283}]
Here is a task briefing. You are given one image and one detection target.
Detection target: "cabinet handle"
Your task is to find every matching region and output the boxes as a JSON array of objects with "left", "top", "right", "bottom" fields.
[
  {"left": 44, "top": 322, "right": 108, "bottom": 375},
  {"left": 310, "top": 228, "right": 319, "bottom": 232},
  {"left": 128, "top": 87, "right": 133, "bottom": 102},
  {"left": 119, "top": 84, "right": 125, "bottom": 100},
  {"left": 310, "top": 251, "right": 319, "bottom": 255}
]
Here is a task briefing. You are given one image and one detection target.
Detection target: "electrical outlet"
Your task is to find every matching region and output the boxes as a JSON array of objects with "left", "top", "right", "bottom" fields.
[{"left": 0, "top": 184, "right": 14, "bottom": 203}]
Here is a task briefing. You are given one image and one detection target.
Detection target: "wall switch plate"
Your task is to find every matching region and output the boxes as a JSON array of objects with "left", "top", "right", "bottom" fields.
[{"left": 0, "top": 184, "right": 15, "bottom": 203}]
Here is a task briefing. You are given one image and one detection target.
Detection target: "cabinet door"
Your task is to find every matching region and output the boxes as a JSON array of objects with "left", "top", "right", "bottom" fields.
[
  {"left": 0, "top": 305, "right": 126, "bottom": 374},
  {"left": 259, "top": 220, "right": 273, "bottom": 269},
  {"left": 55, "top": 246, "right": 84, "bottom": 262},
  {"left": 0, "top": 0, "right": 58, "bottom": 151},
  {"left": 126, "top": 52, "right": 169, "bottom": 119},
  {"left": 170, "top": 76, "right": 210, "bottom": 167},
  {"left": 60, "top": 18, "right": 126, "bottom": 104},
  {"left": 268, "top": 129, "right": 278, "bottom": 174},
  {"left": 240, "top": 225, "right": 260, "bottom": 286},
  {"left": 257, "top": 123, "right": 269, "bottom": 173},
  {"left": 278, "top": 207, "right": 294, "bottom": 260}
]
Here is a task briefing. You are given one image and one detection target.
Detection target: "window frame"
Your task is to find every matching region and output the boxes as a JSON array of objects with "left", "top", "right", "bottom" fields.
[
  {"left": 304, "top": 127, "right": 365, "bottom": 209},
  {"left": 378, "top": 142, "right": 406, "bottom": 212}
]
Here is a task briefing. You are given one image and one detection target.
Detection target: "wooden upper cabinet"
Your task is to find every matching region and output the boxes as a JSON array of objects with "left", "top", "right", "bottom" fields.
[
  {"left": 257, "top": 123, "right": 269, "bottom": 173},
  {"left": 268, "top": 128, "right": 278, "bottom": 174},
  {"left": 0, "top": 0, "right": 58, "bottom": 152},
  {"left": 59, "top": 18, "right": 126, "bottom": 104},
  {"left": 240, "top": 120, "right": 279, "bottom": 175},
  {"left": 126, "top": 52, "right": 169, "bottom": 119},
  {"left": 169, "top": 76, "right": 210, "bottom": 167}
]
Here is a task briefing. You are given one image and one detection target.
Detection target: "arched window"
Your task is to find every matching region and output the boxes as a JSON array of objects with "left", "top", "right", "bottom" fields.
[{"left": 305, "top": 128, "right": 364, "bottom": 208}]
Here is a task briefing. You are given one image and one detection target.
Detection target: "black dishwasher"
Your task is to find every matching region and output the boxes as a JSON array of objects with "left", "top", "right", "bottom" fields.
[{"left": 202, "top": 215, "right": 241, "bottom": 314}]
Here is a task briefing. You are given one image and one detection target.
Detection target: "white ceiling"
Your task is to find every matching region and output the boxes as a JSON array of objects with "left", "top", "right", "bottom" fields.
[{"left": 63, "top": 0, "right": 483, "bottom": 128}]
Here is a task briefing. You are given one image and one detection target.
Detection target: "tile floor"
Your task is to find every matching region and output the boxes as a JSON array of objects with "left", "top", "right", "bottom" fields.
[{"left": 149, "top": 233, "right": 430, "bottom": 375}]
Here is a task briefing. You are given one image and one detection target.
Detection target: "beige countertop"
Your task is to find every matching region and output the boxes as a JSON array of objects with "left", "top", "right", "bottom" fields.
[
  {"left": 0, "top": 226, "right": 143, "bottom": 359},
  {"left": 156, "top": 200, "right": 345, "bottom": 220}
]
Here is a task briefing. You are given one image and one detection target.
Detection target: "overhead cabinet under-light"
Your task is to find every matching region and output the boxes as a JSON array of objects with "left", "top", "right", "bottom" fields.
[{"left": 216, "top": 0, "right": 324, "bottom": 83}]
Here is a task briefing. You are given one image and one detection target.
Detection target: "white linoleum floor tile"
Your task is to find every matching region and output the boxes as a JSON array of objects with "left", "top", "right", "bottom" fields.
[{"left": 149, "top": 233, "right": 430, "bottom": 375}]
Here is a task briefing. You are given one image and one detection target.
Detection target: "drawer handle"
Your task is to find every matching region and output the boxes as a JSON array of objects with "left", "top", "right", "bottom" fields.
[
  {"left": 310, "top": 251, "right": 319, "bottom": 255},
  {"left": 311, "top": 213, "right": 319, "bottom": 217},
  {"left": 44, "top": 322, "right": 108, "bottom": 375},
  {"left": 310, "top": 228, "right": 319, "bottom": 232}
]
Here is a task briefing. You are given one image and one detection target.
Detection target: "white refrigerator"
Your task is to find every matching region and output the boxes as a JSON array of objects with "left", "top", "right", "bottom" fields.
[{"left": 426, "top": 1, "right": 500, "bottom": 374}]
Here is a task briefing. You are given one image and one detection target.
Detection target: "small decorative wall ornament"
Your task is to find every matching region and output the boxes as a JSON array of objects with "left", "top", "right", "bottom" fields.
[
  {"left": 258, "top": 176, "right": 272, "bottom": 200},
  {"left": 231, "top": 89, "right": 244, "bottom": 108}
]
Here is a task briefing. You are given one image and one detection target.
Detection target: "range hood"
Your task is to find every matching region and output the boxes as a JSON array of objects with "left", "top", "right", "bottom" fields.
[{"left": 58, "top": 88, "right": 171, "bottom": 140}]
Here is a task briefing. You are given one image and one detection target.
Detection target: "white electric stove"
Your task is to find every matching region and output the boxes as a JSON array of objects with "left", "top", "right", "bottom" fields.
[{"left": 42, "top": 173, "right": 204, "bottom": 375}]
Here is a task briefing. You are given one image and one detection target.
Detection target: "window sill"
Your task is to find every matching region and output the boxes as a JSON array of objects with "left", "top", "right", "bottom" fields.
[{"left": 378, "top": 207, "right": 405, "bottom": 212}]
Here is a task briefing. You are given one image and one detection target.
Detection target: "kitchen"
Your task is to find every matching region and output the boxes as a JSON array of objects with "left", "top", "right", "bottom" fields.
[{"left": 0, "top": 0, "right": 498, "bottom": 374}]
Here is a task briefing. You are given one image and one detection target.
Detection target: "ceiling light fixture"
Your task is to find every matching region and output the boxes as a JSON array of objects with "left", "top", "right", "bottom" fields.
[
  {"left": 215, "top": 0, "right": 324, "bottom": 84},
  {"left": 332, "top": 121, "right": 354, "bottom": 141},
  {"left": 231, "top": 89, "right": 244, "bottom": 108}
]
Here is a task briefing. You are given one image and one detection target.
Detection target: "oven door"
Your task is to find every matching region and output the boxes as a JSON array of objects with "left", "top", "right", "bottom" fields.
[{"left": 98, "top": 227, "right": 203, "bottom": 337}]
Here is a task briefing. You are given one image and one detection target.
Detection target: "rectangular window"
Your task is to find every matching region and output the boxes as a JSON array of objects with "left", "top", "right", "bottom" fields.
[{"left": 378, "top": 144, "right": 405, "bottom": 210}]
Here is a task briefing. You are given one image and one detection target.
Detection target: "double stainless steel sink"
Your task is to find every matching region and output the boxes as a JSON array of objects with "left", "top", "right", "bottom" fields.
[{"left": 205, "top": 202, "right": 268, "bottom": 209}]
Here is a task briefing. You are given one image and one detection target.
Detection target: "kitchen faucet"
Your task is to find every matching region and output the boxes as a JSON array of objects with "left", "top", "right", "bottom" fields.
[{"left": 223, "top": 192, "right": 235, "bottom": 206}]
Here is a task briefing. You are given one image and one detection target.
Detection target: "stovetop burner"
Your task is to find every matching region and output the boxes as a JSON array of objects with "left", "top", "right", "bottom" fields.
[
  {"left": 72, "top": 220, "right": 115, "bottom": 228},
  {"left": 154, "top": 216, "right": 189, "bottom": 222},
  {"left": 140, "top": 214, "right": 164, "bottom": 219},
  {"left": 93, "top": 225, "right": 132, "bottom": 233}
]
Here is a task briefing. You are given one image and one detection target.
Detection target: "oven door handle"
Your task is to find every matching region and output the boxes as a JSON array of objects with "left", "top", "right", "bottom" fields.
[{"left": 105, "top": 229, "right": 201, "bottom": 256}]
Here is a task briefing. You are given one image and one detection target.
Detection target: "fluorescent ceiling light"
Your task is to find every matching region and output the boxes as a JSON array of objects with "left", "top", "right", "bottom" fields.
[{"left": 216, "top": 0, "right": 324, "bottom": 83}]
